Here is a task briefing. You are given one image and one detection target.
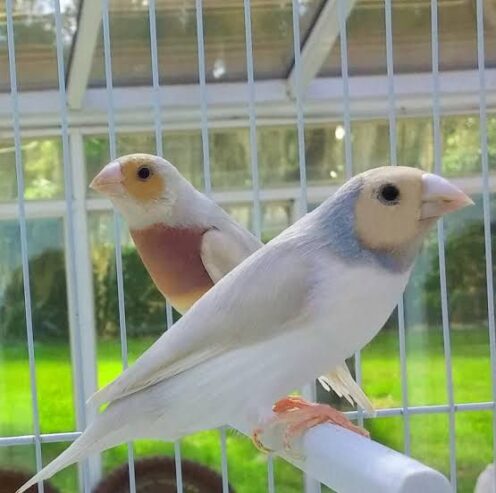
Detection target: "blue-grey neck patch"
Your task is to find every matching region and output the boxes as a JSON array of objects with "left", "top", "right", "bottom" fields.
[{"left": 314, "top": 177, "right": 418, "bottom": 273}]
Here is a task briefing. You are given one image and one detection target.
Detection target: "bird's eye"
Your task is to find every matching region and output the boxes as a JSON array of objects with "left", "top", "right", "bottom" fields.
[
  {"left": 137, "top": 166, "right": 152, "bottom": 180},
  {"left": 378, "top": 183, "right": 400, "bottom": 205}
]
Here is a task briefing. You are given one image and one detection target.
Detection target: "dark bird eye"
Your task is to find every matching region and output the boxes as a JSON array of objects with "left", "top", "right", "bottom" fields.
[
  {"left": 137, "top": 166, "right": 151, "bottom": 180},
  {"left": 378, "top": 183, "right": 400, "bottom": 205}
]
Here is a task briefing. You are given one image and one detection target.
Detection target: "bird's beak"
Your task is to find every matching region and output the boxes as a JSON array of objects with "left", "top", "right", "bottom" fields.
[
  {"left": 90, "top": 160, "right": 124, "bottom": 196},
  {"left": 420, "top": 173, "right": 474, "bottom": 219}
]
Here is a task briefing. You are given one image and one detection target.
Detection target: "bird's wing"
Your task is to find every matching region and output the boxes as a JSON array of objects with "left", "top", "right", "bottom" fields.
[
  {"left": 318, "top": 364, "right": 375, "bottom": 414},
  {"left": 200, "top": 226, "right": 263, "bottom": 283},
  {"left": 88, "top": 245, "right": 312, "bottom": 408},
  {"left": 202, "top": 225, "right": 376, "bottom": 414}
]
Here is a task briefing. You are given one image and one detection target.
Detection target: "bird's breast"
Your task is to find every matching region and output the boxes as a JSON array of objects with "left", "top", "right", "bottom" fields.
[
  {"left": 313, "top": 258, "right": 411, "bottom": 359},
  {"left": 131, "top": 225, "right": 214, "bottom": 313}
]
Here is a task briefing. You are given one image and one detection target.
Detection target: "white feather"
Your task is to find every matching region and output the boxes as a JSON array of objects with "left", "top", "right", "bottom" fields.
[{"left": 318, "top": 364, "right": 375, "bottom": 414}]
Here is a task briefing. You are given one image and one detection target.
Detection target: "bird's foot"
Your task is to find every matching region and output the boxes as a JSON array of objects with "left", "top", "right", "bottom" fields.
[
  {"left": 274, "top": 396, "right": 369, "bottom": 444},
  {"left": 252, "top": 396, "right": 369, "bottom": 455}
]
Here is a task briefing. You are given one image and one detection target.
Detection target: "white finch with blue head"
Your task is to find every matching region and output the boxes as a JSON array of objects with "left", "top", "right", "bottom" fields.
[
  {"left": 89, "top": 154, "right": 370, "bottom": 409},
  {"left": 17, "top": 165, "right": 472, "bottom": 492}
]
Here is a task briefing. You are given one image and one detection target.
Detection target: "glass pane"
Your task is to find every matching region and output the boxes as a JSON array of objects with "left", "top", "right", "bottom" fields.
[
  {"left": 222, "top": 203, "right": 251, "bottom": 230},
  {"left": 261, "top": 201, "right": 292, "bottom": 241},
  {"left": 344, "top": 115, "right": 496, "bottom": 177},
  {"left": 85, "top": 116, "right": 496, "bottom": 194},
  {"left": 209, "top": 128, "right": 251, "bottom": 190},
  {"left": 0, "top": 218, "right": 74, "bottom": 438},
  {"left": 258, "top": 124, "right": 344, "bottom": 187},
  {"left": 0, "top": 0, "right": 79, "bottom": 92},
  {"left": 321, "top": 2, "right": 387, "bottom": 77},
  {"left": 351, "top": 120, "right": 390, "bottom": 173},
  {"left": 305, "top": 124, "right": 345, "bottom": 184},
  {"left": 258, "top": 126, "right": 298, "bottom": 187},
  {"left": 396, "top": 118, "right": 434, "bottom": 170},
  {"left": 442, "top": 116, "right": 493, "bottom": 178},
  {"left": 223, "top": 200, "right": 293, "bottom": 242},
  {"left": 319, "top": 0, "right": 496, "bottom": 77},
  {"left": 0, "top": 138, "right": 64, "bottom": 201},
  {"left": 89, "top": 0, "right": 323, "bottom": 87},
  {"left": 164, "top": 130, "right": 203, "bottom": 189},
  {"left": 84, "top": 124, "right": 349, "bottom": 197}
]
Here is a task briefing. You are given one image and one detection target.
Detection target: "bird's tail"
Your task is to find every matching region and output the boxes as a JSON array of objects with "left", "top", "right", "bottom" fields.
[
  {"left": 16, "top": 409, "right": 124, "bottom": 493},
  {"left": 318, "top": 363, "right": 376, "bottom": 415}
]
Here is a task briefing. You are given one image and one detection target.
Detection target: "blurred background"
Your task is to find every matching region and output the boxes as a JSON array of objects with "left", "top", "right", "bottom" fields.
[{"left": 0, "top": 0, "right": 495, "bottom": 492}]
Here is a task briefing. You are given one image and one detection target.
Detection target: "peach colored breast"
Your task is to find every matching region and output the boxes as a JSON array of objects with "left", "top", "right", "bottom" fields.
[{"left": 131, "top": 225, "right": 214, "bottom": 313}]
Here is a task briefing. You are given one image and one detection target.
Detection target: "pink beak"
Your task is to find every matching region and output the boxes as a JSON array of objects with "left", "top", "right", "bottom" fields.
[
  {"left": 420, "top": 173, "right": 474, "bottom": 219},
  {"left": 90, "top": 160, "right": 124, "bottom": 196}
]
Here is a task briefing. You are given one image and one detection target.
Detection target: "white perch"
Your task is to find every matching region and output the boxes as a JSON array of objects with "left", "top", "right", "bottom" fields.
[{"left": 235, "top": 420, "right": 452, "bottom": 493}]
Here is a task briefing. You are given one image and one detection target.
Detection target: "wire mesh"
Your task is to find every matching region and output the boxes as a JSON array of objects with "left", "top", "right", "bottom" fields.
[{"left": 0, "top": 1, "right": 494, "bottom": 493}]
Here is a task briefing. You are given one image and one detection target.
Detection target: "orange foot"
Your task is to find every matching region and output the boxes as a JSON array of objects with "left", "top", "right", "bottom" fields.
[{"left": 251, "top": 396, "right": 369, "bottom": 454}]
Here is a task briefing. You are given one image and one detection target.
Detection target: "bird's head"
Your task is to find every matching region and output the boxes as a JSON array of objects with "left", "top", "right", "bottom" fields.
[
  {"left": 323, "top": 166, "right": 473, "bottom": 270},
  {"left": 90, "top": 154, "right": 189, "bottom": 229}
]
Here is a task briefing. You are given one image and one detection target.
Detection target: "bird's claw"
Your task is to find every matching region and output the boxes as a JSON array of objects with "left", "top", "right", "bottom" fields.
[
  {"left": 273, "top": 395, "right": 370, "bottom": 439},
  {"left": 251, "top": 395, "right": 369, "bottom": 456},
  {"left": 251, "top": 427, "right": 274, "bottom": 454}
]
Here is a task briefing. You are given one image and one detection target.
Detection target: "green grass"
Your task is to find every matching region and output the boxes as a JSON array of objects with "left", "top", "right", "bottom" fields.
[{"left": 0, "top": 328, "right": 493, "bottom": 492}]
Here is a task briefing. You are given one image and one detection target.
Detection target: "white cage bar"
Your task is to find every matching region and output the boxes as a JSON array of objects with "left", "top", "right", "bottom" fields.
[
  {"left": 100, "top": 0, "right": 137, "bottom": 490},
  {"left": 0, "top": 1, "right": 495, "bottom": 492}
]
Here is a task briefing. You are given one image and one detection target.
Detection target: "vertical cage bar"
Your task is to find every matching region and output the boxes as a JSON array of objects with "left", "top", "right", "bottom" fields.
[
  {"left": 195, "top": 0, "right": 212, "bottom": 197},
  {"left": 147, "top": 1, "right": 184, "bottom": 490},
  {"left": 219, "top": 427, "right": 230, "bottom": 493},
  {"left": 101, "top": 1, "right": 137, "bottom": 491},
  {"left": 475, "top": 0, "right": 496, "bottom": 477},
  {"left": 241, "top": 1, "right": 276, "bottom": 490},
  {"left": 290, "top": 2, "right": 319, "bottom": 492},
  {"left": 267, "top": 453, "right": 275, "bottom": 493},
  {"left": 242, "top": 0, "right": 262, "bottom": 239},
  {"left": 290, "top": 0, "right": 308, "bottom": 212},
  {"left": 5, "top": 1, "right": 44, "bottom": 491},
  {"left": 430, "top": 0, "right": 457, "bottom": 488},
  {"left": 52, "top": 0, "right": 96, "bottom": 488},
  {"left": 338, "top": 0, "right": 352, "bottom": 181},
  {"left": 148, "top": 0, "right": 163, "bottom": 159},
  {"left": 384, "top": 0, "right": 411, "bottom": 456},
  {"left": 194, "top": 1, "right": 229, "bottom": 491},
  {"left": 338, "top": 0, "right": 363, "bottom": 428}
]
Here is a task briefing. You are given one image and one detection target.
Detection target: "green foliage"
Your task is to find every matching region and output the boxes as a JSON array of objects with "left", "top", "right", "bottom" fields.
[
  {"left": 403, "top": 213, "right": 495, "bottom": 329},
  {"left": 0, "top": 139, "right": 63, "bottom": 201},
  {"left": 0, "top": 249, "right": 69, "bottom": 341},
  {"left": 442, "top": 117, "right": 496, "bottom": 177},
  {"left": 93, "top": 244, "right": 170, "bottom": 339},
  {"left": 435, "top": 222, "right": 493, "bottom": 324}
]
